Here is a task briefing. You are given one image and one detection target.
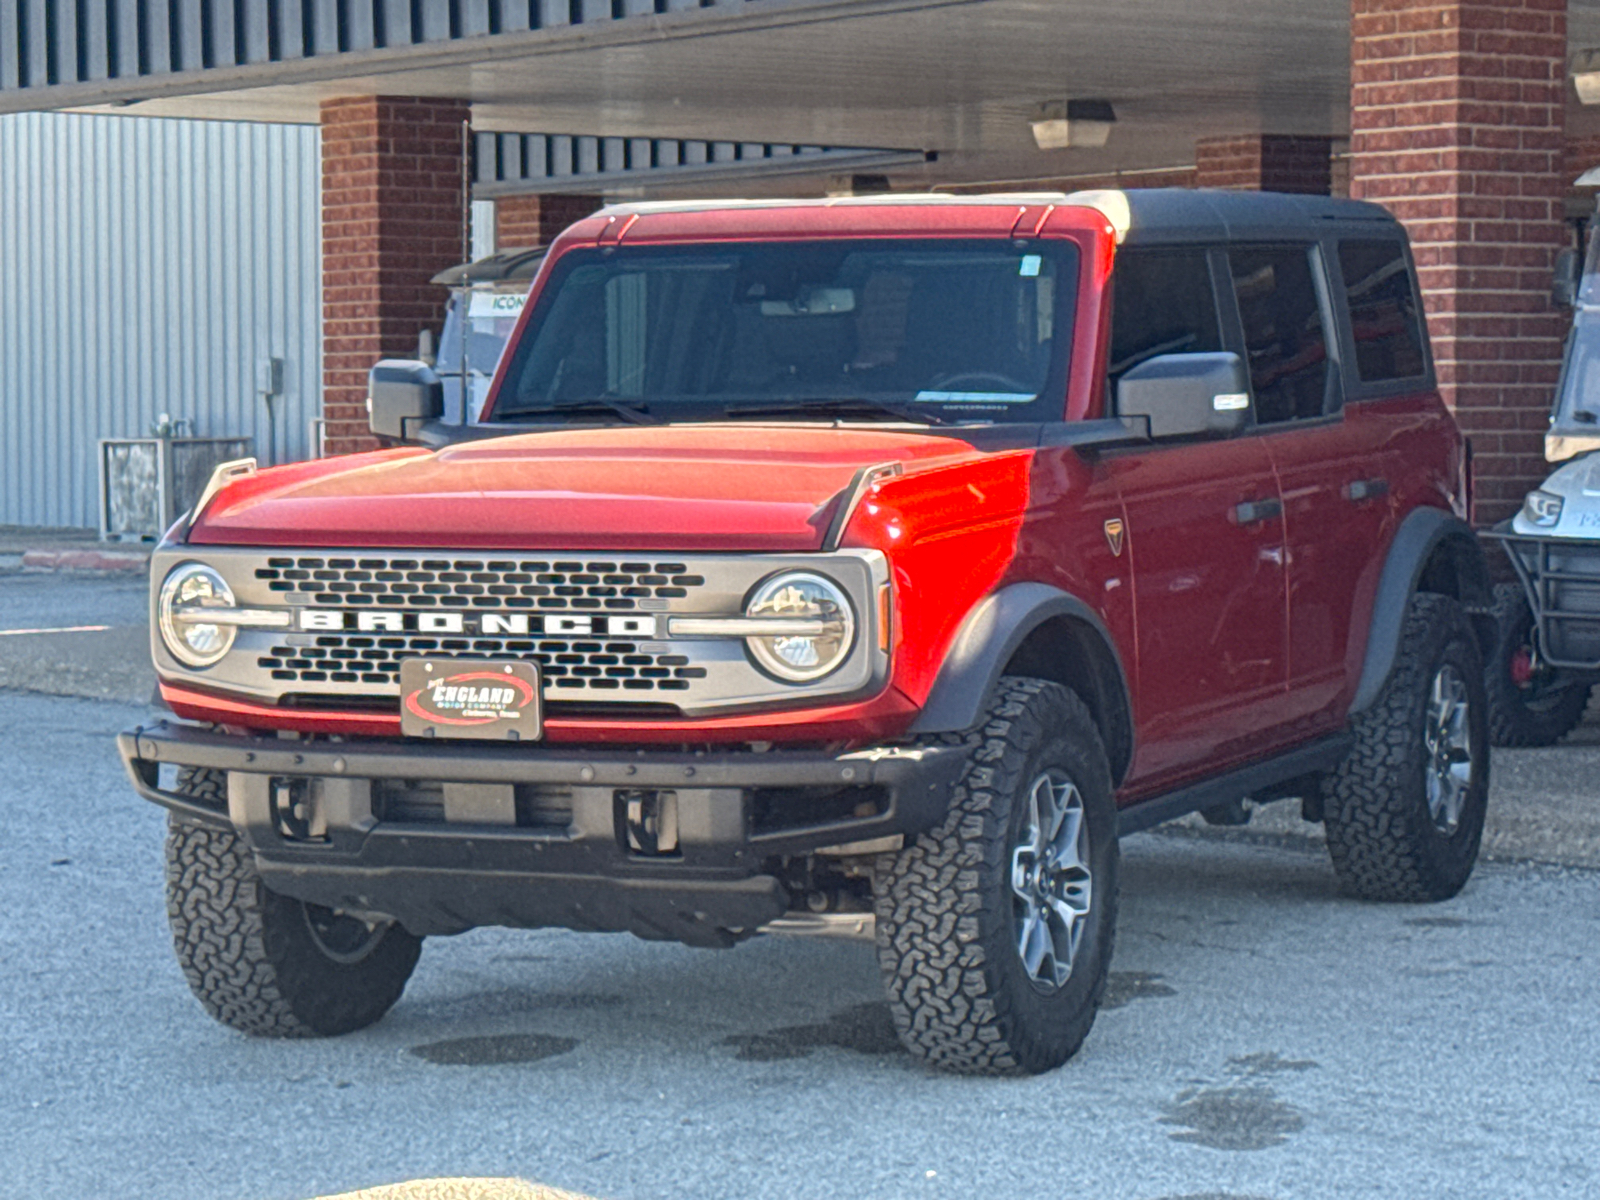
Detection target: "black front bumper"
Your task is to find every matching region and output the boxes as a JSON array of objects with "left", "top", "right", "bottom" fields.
[
  {"left": 1485, "top": 529, "right": 1600, "bottom": 672},
  {"left": 118, "top": 721, "right": 962, "bottom": 944}
]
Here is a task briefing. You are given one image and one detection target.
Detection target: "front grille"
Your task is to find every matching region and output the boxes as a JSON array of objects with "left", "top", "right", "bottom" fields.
[
  {"left": 254, "top": 556, "right": 707, "bottom": 612},
  {"left": 1500, "top": 534, "right": 1600, "bottom": 669},
  {"left": 258, "top": 632, "right": 708, "bottom": 694}
]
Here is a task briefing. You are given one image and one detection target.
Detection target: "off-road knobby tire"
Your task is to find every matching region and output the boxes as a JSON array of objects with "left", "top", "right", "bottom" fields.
[
  {"left": 1484, "top": 582, "right": 1591, "bottom": 748},
  {"left": 1322, "top": 593, "right": 1490, "bottom": 902},
  {"left": 165, "top": 768, "right": 422, "bottom": 1037},
  {"left": 873, "top": 678, "right": 1119, "bottom": 1075}
]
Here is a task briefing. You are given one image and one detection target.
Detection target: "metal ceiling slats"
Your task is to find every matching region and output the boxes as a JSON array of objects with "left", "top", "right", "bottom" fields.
[
  {"left": 461, "top": 0, "right": 493, "bottom": 37},
  {"left": 113, "top": 0, "right": 141, "bottom": 77},
  {"left": 2, "top": 0, "right": 844, "bottom": 104},
  {"left": 308, "top": 0, "right": 339, "bottom": 55},
  {"left": 141, "top": 0, "right": 170, "bottom": 75},
  {"left": 209, "top": 0, "right": 235, "bottom": 69},
  {"left": 172, "top": 0, "right": 203, "bottom": 72},
  {"left": 81, "top": 0, "right": 106, "bottom": 81},
  {"left": 472, "top": 129, "right": 926, "bottom": 196},
  {"left": 0, "top": 4, "right": 18, "bottom": 90},
  {"left": 51, "top": 0, "right": 75, "bottom": 84}
]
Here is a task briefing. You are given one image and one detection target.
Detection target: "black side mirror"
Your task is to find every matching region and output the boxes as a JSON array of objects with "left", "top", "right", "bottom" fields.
[
  {"left": 368, "top": 359, "right": 443, "bottom": 441},
  {"left": 1116, "top": 351, "right": 1253, "bottom": 439},
  {"left": 1553, "top": 247, "right": 1581, "bottom": 308}
]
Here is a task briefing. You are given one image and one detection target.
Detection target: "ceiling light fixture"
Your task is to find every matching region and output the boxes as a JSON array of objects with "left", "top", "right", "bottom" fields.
[
  {"left": 1572, "top": 48, "right": 1600, "bottom": 104},
  {"left": 1030, "top": 99, "right": 1116, "bottom": 150}
]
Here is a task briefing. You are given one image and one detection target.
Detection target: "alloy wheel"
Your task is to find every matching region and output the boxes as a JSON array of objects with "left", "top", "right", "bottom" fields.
[
  {"left": 1010, "top": 771, "right": 1094, "bottom": 991},
  {"left": 1424, "top": 663, "right": 1474, "bottom": 835}
]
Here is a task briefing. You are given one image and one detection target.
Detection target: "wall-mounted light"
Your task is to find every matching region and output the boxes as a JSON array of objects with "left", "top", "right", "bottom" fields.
[
  {"left": 1030, "top": 99, "right": 1116, "bottom": 150},
  {"left": 1573, "top": 48, "right": 1600, "bottom": 104}
]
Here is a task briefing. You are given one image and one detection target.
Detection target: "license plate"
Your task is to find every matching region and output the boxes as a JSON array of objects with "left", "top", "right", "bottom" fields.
[{"left": 399, "top": 658, "right": 542, "bottom": 742}]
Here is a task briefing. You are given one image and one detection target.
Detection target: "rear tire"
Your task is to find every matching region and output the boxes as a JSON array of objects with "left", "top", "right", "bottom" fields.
[
  {"left": 165, "top": 768, "right": 422, "bottom": 1037},
  {"left": 1322, "top": 593, "right": 1489, "bottom": 902},
  {"left": 1485, "top": 582, "right": 1590, "bottom": 748},
  {"left": 873, "top": 678, "right": 1119, "bottom": 1075}
]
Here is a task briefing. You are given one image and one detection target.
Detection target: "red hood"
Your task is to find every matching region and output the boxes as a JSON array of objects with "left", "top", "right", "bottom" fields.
[{"left": 187, "top": 425, "right": 987, "bottom": 551}]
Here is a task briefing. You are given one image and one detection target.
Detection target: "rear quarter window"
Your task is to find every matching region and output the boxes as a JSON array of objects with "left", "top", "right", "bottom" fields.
[{"left": 1338, "top": 239, "right": 1428, "bottom": 385}]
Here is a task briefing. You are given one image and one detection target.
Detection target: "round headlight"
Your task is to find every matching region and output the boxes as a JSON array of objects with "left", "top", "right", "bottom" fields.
[
  {"left": 158, "top": 563, "right": 237, "bottom": 668},
  {"left": 744, "top": 572, "right": 855, "bottom": 682}
]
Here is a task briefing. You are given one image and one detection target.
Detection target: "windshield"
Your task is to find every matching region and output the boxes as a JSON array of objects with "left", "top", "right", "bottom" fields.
[
  {"left": 436, "top": 287, "right": 527, "bottom": 423},
  {"left": 489, "top": 238, "right": 1077, "bottom": 425},
  {"left": 1551, "top": 225, "right": 1600, "bottom": 436}
]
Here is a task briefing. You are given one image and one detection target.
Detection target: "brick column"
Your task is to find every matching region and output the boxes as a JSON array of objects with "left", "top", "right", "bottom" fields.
[
  {"left": 495, "top": 193, "right": 605, "bottom": 249},
  {"left": 1350, "top": 0, "right": 1567, "bottom": 522},
  {"left": 322, "top": 96, "right": 472, "bottom": 456},
  {"left": 1194, "top": 135, "right": 1336, "bottom": 194}
]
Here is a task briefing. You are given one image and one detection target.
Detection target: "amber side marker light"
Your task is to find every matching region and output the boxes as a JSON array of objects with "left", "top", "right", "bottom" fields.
[{"left": 878, "top": 582, "right": 894, "bottom": 653}]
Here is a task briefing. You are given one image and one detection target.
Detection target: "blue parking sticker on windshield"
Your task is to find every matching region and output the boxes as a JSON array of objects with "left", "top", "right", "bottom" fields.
[
  {"left": 915, "top": 391, "right": 1037, "bottom": 404},
  {"left": 1019, "top": 254, "right": 1042, "bottom": 277}
]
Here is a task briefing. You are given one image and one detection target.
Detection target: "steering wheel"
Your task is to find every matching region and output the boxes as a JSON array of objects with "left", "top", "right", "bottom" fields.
[{"left": 926, "top": 371, "right": 1033, "bottom": 395}]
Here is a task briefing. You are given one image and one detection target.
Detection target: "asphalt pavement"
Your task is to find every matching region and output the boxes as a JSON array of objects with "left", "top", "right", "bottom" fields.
[
  {"left": 2, "top": 690, "right": 1598, "bottom": 1200},
  {"left": 3, "top": 567, "right": 1600, "bottom": 1199},
  {"left": 0, "top": 570, "right": 152, "bottom": 702}
]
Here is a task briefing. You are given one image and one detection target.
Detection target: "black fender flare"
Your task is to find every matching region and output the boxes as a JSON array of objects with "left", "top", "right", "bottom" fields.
[
  {"left": 909, "top": 582, "right": 1134, "bottom": 779},
  {"left": 1350, "top": 506, "right": 1494, "bottom": 714}
]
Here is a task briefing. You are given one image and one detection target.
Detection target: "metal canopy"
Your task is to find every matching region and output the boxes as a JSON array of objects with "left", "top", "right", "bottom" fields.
[{"left": 8, "top": 0, "right": 1600, "bottom": 192}]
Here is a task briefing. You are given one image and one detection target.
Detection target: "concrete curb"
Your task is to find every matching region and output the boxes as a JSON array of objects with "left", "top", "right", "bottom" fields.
[{"left": 14, "top": 548, "right": 150, "bottom": 574}]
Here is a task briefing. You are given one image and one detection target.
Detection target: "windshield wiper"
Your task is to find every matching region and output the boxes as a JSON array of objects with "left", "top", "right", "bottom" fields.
[
  {"left": 723, "top": 397, "right": 951, "bottom": 426},
  {"left": 507, "top": 399, "right": 657, "bottom": 425}
]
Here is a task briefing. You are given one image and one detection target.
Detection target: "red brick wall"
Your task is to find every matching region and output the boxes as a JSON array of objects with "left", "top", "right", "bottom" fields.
[
  {"left": 1350, "top": 0, "right": 1567, "bottom": 521},
  {"left": 1565, "top": 133, "right": 1600, "bottom": 179},
  {"left": 495, "top": 193, "right": 605, "bottom": 249},
  {"left": 1195, "top": 135, "right": 1335, "bottom": 194},
  {"left": 322, "top": 95, "right": 472, "bottom": 456}
]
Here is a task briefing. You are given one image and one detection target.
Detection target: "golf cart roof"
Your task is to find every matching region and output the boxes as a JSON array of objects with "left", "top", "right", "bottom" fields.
[{"left": 430, "top": 246, "right": 548, "bottom": 287}]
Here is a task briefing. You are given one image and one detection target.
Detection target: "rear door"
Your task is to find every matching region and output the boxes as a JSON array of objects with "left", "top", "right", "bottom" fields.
[
  {"left": 1105, "top": 248, "right": 1291, "bottom": 791},
  {"left": 1251, "top": 238, "right": 1425, "bottom": 729}
]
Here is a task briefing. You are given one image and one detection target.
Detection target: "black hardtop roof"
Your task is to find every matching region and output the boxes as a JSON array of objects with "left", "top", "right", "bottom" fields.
[{"left": 1117, "top": 188, "right": 1401, "bottom": 247}]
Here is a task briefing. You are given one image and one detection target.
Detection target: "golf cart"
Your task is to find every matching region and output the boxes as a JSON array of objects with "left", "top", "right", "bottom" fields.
[
  {"left": 1482, "top": 189, "right": 1600, "bottom": 745},
  {"left": 421, "top": 245, "right": 547, "bottom": 436}
]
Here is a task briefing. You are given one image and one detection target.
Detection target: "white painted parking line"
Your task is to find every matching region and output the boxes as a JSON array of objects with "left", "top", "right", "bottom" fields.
[{"left": 0, "top": 625, "right": 112, "bottom": 636}]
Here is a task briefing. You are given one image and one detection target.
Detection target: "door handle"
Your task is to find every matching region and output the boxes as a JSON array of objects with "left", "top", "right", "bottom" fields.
[
  {"left": 1233, "top": 497, "right": 1282, "bottom": 525},
  {"left": 1344, "top": 478, "right": 1389, "bottom": 503}
]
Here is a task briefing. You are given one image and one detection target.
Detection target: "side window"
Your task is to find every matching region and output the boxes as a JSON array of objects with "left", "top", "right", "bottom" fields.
[
  {"left": 1229, "top": 246, "right": 1330, "bottom": 425},
  {"left": 1338, "top": 239, "right": 1427, "bottom": 384},
  {"left": 1108, "top": 250, "right": 1223, "bottom": 389}
]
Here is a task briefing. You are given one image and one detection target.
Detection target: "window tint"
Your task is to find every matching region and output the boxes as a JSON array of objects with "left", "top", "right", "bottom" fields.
[
  {"left": 492, "top": 240, "right": 1075, "bottom": 424},
  {"left": 1229, "top": 246, "right": 1330, "bottom": 424},
  {"left": 1108, "top": 250, "right": 1222, "bottom": 387},
  {"left": 1338, "top": 239, "right": 1427, "bottom": 384}
]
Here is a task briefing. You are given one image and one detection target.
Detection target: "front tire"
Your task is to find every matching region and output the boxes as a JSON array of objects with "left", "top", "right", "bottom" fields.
[
  {"left": 873, "top": 678, "right": 1119, "bottom": 1075},
  {"left": 1323, "top": 593, "right": 1490, "bottom": 902},
  {"left": 165, "top": 768, "right": 422, "bottom": 1037},
  {"left": 1485, "top": 582, "right": 1590, "bottom": 747}
]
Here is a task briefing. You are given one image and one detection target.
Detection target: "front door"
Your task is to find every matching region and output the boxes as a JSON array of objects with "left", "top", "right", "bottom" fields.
[
  {"left": 1111, "top": 440, "right": 1289, "bottom": 790},
  {"left": 1103, "top": 246, "right": 1290, "bottom": 793}
]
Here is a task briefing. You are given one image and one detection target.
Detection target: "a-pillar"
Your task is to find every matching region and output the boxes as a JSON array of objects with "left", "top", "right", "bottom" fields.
[
  {"left": 1350, "top": 0, "right": 1568, "bottom": 522},
  {"left": 1194, "top": 135, "right": 1337, "bottom": 194},
  {"left": 321, "top": 96, "right": 472, "bottom": 456},
  {"left": 495, "top": 193, "right": 606, "bottom": 249}
]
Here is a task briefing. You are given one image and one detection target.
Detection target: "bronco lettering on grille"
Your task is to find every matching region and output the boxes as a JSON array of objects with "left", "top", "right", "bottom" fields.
[{"left": 294, "top": 610, "right": 659, "bottom": 636}]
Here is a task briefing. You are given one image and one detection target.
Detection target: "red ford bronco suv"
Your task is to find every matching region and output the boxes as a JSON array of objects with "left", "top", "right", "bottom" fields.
[{"left": 121, "top": 190, "right": 1495, "bottom": 1075}]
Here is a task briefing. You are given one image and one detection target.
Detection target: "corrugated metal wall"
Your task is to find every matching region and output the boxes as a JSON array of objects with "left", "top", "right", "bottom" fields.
[{"left": 0, "top": 110, "right": 321, "bottom": 529}]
